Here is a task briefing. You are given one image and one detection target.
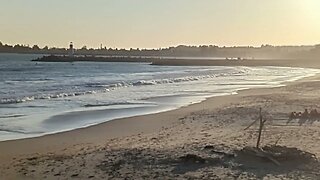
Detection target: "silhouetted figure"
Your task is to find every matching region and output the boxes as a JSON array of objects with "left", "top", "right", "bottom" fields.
[
  {"left": 289, "top": 112, "right": 296, "bottom": 120},
  {"left": 301, "top": 109, "right": 309, "bottom": 119},
  {"left": 310, "top": 109, "right": 318, "bottom": 119},
  {"left": 288, "top": 109, "right": 320, "bottom": 125},
  {"left": 297, "top": 112, "right": 302, "bottom": 118},
  {"left": 297, "top": 109, "right": 309, "bottom": 125}
]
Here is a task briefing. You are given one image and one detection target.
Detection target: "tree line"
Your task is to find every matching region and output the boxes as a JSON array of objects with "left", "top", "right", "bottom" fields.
[{"left": 0, "top": 41, "right": 320, "bottom": 59}]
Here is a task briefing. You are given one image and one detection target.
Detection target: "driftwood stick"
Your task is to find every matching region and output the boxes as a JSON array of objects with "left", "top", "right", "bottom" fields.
[
  {"left": 244, "top": 147, "right": 281, "bottom": 166},
  {"left": 244, "top": 118, "right": 258, "bottom": 130},
  {"left": 274, "top": 135, "right": 282, "bottom": 146},
  {"left": 256, "top": 108, "right": 264, "bottom": 148},
  {"left": 257, "top": 150, "right": 281, "bottom": 166}
]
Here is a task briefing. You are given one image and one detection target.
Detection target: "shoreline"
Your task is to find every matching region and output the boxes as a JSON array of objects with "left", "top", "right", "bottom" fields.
[
  {"left": 0, "top": 72, "right": 317, "bottom": 158},
  {"left": 0, "top": 87, "right": 242, "bottom": 161},
  {"left": 1, "top": 62, "right": 317, "bottom": 142},
  {"left": 0, "top": 68, "right": 317, "bottom": 143}
]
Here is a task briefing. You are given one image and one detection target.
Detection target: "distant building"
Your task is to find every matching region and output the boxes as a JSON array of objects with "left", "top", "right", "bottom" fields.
[{"left": 69, "top": 42, "right": 74, "bottom": 57}]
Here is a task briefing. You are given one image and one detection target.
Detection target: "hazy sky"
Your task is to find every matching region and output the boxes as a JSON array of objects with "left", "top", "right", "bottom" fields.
[{"left": 1, "top": 0, "right": 320, "bottom": 48}]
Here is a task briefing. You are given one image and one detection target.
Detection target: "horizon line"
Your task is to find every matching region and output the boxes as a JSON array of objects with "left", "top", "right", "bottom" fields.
[{"left": 1, "top": 41, "right": 320, "bottom": 50}]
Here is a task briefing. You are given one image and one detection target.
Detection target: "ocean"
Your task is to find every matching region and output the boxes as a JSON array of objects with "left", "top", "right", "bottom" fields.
[{"left": 0, "top": 53, "right": 319, "bottom": 141}]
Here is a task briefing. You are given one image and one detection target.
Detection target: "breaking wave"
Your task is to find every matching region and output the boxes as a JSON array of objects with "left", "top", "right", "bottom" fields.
[{"left": 0, "top": 73, "right": 224, "bottom": 105}]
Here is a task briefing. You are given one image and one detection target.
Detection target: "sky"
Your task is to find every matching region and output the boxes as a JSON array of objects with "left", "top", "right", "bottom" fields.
[{"left": 0, "top": 0, "right": 320, "bottom": 49}]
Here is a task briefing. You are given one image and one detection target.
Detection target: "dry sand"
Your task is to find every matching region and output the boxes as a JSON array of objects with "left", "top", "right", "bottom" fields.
[{"left": 1, "top": 71, "right": 320, "bottom": 179}]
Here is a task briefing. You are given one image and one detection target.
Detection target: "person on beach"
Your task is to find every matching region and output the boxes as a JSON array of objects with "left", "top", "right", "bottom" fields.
[
  {"left": 310, "top": 109, "right": 318, "bottom": 120},
  {"left": 289, "top": 112, "right": 296, "bottom": 120},
  {"left": 301, "top": 109, "right": 309, "bottom": 119}
]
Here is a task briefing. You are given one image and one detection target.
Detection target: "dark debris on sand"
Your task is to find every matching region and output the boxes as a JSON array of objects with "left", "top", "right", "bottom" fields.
[
  {"left": 13, "top": 142, "right": 320, "bottom": 179},
  {"left": 93, "top": 144, "right": 320, "bottom": 179}
]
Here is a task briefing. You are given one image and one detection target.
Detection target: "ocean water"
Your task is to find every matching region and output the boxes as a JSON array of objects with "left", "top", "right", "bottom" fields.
[{"left": 0, "top": 53, "right": 319, "bottom": 141}]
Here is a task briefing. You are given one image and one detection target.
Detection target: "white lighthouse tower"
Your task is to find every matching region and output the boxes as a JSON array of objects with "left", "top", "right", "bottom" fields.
[{"left": 68, "top": 42, "right": 74, "bottom": 57}]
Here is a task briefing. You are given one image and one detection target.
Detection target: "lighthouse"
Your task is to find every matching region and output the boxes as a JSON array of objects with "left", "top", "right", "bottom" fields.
[{"left": 69, "top": 42, "right": 74, "bottom": 57}]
